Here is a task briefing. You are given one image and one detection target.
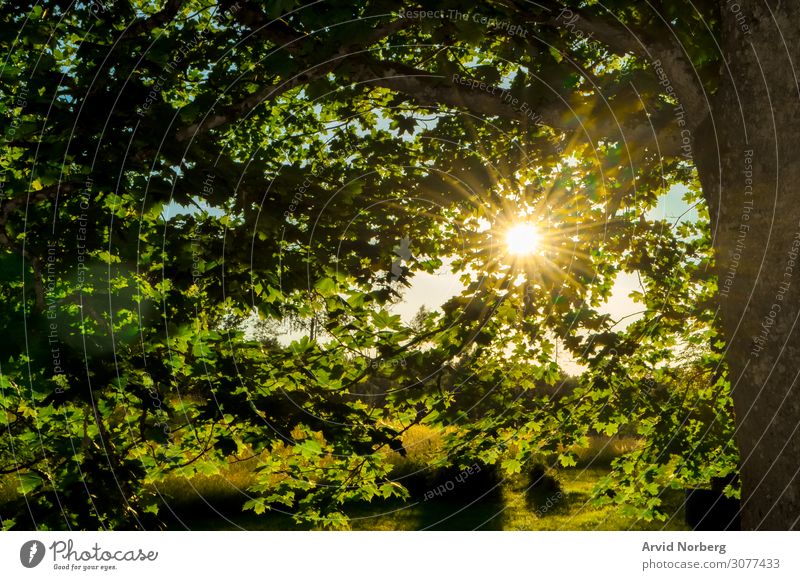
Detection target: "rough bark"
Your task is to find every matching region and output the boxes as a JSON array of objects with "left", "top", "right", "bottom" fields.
[{"left": 696, "top": 0, "right": 800, "bottom": 530}]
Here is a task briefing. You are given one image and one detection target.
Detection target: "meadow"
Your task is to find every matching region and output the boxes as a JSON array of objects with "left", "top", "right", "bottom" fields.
[{"left": 105, "top": 428, "right": 690, "bottom": 531}]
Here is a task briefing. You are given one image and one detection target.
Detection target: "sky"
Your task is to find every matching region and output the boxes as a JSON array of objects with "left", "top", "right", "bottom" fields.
[
  {"left": 163, "top": 165, "right": 698, "bottom": 377},
  {"left": 388, "top": 183, "right": 695, "bottom": 318},
  {"left": 383, "top": 183, "right": 698, "bottom": 375}
]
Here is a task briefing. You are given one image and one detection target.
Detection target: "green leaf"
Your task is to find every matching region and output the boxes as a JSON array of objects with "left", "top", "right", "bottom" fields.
[
  {"left": 192, "top": 341, "right": 213, "bottom": 358},
  {"left": 16, "top": 472, "right": 44, "bottom": 494}
]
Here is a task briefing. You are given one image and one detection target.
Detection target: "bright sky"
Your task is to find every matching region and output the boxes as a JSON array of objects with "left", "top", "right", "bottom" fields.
[
  {"left": 384, "top": 183, "right": 698, "bottom": 375},
  {"left": 164, "top": 166, "right": 698, "bottom": 377},
  {"left": 390, "top": 184, "right": 695, "bottom": 321}
]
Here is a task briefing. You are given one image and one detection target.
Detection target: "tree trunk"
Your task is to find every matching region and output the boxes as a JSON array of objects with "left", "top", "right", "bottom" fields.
[{"left": 695, "top": 1, "right": 800, "bottom": 530}]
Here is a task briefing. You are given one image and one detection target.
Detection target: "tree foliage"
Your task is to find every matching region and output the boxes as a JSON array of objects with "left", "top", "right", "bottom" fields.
[{"left": 0, "top": 0, "right": 735, "bottom": 529}]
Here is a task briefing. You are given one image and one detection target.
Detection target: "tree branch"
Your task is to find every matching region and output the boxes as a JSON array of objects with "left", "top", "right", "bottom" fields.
[
  {"left": 124, "top": 0, "right": 186, "bottom": 36},
  {"left": 176, "top": 1, "right": 691, "bottom": 157},
  {"left": 176, "top": 3, "right": 415, "bottom": 141},
  {"left": 540, "top": 1, "right": 707, "bottom": 126}
]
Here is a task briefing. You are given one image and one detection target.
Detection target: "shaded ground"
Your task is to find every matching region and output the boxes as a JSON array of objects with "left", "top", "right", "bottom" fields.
[
  {"left": 0, "top": 432, "right": 689, "bottom": 531},
  {"left": 155, "top": 466, "right": 688, "bottom": 531}
]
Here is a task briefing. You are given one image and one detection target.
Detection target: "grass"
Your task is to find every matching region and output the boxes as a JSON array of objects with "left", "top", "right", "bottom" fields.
[
  {"left": 338, "top": 466, "right": 688, "bottom": 531},
  {"left": 0, "top": 429, "right": 689, "bottom": 531},
  {"left": 571, "top": 434, "right": 643, "bottom": 468},
  {"left": 164, "top": 465, "right": 688, "bottom": 531},
  {"left": 153, "top": 429, "right": 688, "bottom": 530},
  {"left": 152, "top": 455, "right": 260, "bottom": 507}
]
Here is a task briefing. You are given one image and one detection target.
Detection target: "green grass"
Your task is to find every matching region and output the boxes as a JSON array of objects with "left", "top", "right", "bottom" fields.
[
  {"left": 158, "top": 465, "right": 688, "bottom": 531},
  {"left": 158, "top": 429, "right": 689, "bottom": 530},
  {"left": 151, "top": 455, "right": 260, "bottom": 507},
  {"left": 0, "top": 431, "right": 690, "bottom": 531},
  {"left": 340, "top": 467, "right": 688, "bottom": 531}
]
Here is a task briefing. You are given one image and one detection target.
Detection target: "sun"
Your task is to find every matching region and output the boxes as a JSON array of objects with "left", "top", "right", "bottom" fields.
[{"left": 505, "top": 223, "right": 541, "bottom": 256}]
